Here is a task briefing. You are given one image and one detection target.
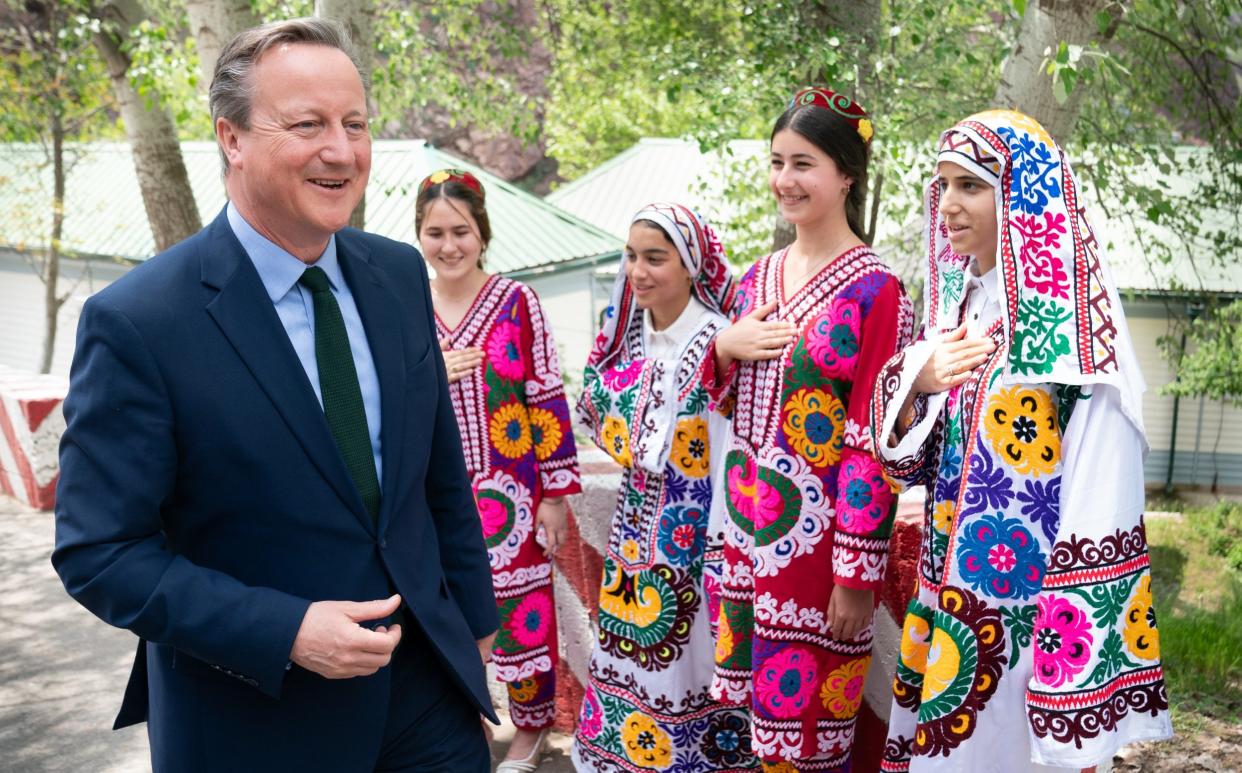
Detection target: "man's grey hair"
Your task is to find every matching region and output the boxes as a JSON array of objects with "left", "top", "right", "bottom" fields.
[{"left": 210, "top": 17, "right": 369, "bottom": 173}]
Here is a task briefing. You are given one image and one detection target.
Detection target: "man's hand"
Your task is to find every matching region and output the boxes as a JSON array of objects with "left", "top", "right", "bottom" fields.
[
  {"left": 476, "top": 630, "right": 498, "bottom": 739},
  {"left": 290, "top": 594, "right": 403, "bottom": 679}
]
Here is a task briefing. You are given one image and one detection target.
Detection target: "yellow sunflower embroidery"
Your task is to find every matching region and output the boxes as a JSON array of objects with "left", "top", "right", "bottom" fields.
[
  {"left": 983, "top": 386, "right": 1061, "bottom": 477},
  {"left": 620, "top": 711, "right": 673, "bottom": 770},
  {"left": 670, "top": 417, "right": 710, "bottom": 478},
  {"left": 528, "top": 406, "right": 563, "bottom": 461},
  {"left": 507, "top": 678, "right": 538, "bottom": 703},
  {"left": 761, "top": 762, "right": 800, "bottom": 773},
  {"left": 932, "top": 500, "right": 956, "bottom": 534},
  {"left": 900, "top": 613, "right": 931, "bottom": 675},
  {"left": 819, "top": 656, "right": 870, "bottom": 718},
  {"left": 1123, "top": 574, "right": 1160, "bottom": 661},
  {"left": 620, "top": 538, "right": 640, "bottom": 562},
  {"left": 781, "top": 388, "right": 846, "bottom": 469},
  {"left": 921, "top": 626, "right": 962, "bottom": 702},
  {"left": 427, "top": 169, "right": 452, "bottom": 185},
  {"left": 489, "top": 402, "right": 532, "bottom": 459},
  {"left": 601, "top": 416, "right": 633, "bottom": 467},
  {"left": 715, "top": 609, "right": 734, "bottom": 662}
]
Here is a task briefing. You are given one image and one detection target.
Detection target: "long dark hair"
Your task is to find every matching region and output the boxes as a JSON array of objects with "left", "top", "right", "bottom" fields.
[
  {"left": 771, "top": 102, "right": 871, "bottom": 242},
  {"left": 415, "top": 180, "right": 492, "bottom": 266}
]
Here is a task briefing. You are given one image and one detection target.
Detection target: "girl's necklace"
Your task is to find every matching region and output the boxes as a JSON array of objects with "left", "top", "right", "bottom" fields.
[{"left": 786, "top": 234, "right": 857, "bottom": 290}]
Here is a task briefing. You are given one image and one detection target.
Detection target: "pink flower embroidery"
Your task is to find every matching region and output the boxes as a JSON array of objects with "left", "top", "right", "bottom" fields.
[
  {"left": 486, "top": 320, "right": 524, "bottom": 380},
  {"left": 578, "top": 685, "right": 603, "bottom": 739},
  {"left": 507, "top": 592, "right": 553, "bottom": 649},
  {"left": 836, "top": 452, "right": 891, "bottom": 535},
  {"left": 754, "top": 646, "right": 819, "bottom": 718},
  {"left": 805, "top": 298, "right": 861, "bottom": 378},
  {"left": 727, "top": 462, "right": 785, "bottom": 531},
  {"left": 602, "top": 360, "right": 643, "bottom": 391},
  {"left": 1033, "top": 594, "right": 1094, "bottom": 688},
  {"left": 477, "top": 495, "right": 508, "bottom": 540}
]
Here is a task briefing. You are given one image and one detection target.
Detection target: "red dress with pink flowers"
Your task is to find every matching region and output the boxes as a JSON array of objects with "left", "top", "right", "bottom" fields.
[
  {"left": 436, "top": 275, "right": 581, "bottom": 731},
  {"left": 706, "top": 246, "right": 913, "bottom": 770}
]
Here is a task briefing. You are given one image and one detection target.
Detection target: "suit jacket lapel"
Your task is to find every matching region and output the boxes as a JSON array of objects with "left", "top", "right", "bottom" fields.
[
  {"left": 200, "top": 210, "right": 374, "bottom": 533},
  {"left": 337, "top": 233, "right": 407, "bottom": 535}
]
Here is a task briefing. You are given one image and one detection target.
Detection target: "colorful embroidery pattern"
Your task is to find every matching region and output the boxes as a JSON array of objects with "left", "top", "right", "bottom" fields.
[
  {"left": 956, "top": 512, "right": 1046, "bottom": 600},
  {"left": 710, "top": 247, "right": 912, "bottom": 766},
  {"left": 913, "top": 586, "right": 1005, "bottom": 757},
  {"left": 983, "top": 387, "right": 1061, "bottom": 476},
  {"left": 438, "top": 277, "right": 580, "bottom": 731}
]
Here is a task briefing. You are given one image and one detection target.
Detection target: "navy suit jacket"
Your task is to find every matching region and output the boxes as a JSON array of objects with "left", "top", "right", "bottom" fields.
[{"left": 52, "top": 209, "right": 498, "bottom": 769}]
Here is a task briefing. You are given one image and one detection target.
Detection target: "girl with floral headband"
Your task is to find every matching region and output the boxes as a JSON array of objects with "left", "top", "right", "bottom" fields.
[
  {"left": 415, "top": 168, "right": 582, "bottom": 770},
  {"left": 704, "top": 88, "right": 914, "bottom": 771},
  {"left": 870, "top": 111, "right": 1171, "bottom": 771},
  {"left": 574, "top": 203, "right": 755, "bottom": 771}
]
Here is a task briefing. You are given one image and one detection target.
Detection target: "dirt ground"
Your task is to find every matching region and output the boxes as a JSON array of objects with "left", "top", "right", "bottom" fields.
[{"left": 1116, "top": 716, "right": 1242, "bottom": 773}]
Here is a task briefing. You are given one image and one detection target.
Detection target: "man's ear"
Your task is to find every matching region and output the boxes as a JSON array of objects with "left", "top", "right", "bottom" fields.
[{"left": 216, "top": 117, "right": 244, "bottom": 170}]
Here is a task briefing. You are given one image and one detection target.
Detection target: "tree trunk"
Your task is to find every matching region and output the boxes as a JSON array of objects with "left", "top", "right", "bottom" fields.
[
  {"left": 316, "top": 0, "right": 371, "bottom": 229},
  {"left": 993, "top": 0, "right": 1124, "bottom": 143},
  {"left": 185, "top": 0, "right": 258, "bottom": 89},
  {"left": 40, "top": 113, "right": 65, "bottom": 374},
  {"left": 94, "top": 0, "right": 202, "bottom": 252},
  {"left": 773, "top": 0, "right": 882, "bottom": 251}
]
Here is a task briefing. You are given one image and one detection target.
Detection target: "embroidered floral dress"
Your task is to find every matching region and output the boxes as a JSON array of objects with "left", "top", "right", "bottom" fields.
[
  {"left": 705, "top": 246, "right": 913, "bottom": 770},
  {"left": 574, "top": 203, "right": 757, "bottom": 772},
  {"left": 871, "top": 110, "right": 1171, "bottom": 771},
  {"left": 437, "top": 274, "right": 581, "bottom": 730}
]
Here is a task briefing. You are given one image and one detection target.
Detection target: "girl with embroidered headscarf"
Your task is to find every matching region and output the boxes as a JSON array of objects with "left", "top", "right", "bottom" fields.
[
  {"left": 574, "top": 203, "right": 758, "bottom": 772},
  {"left": 703, "top": 88, "right": 914, "bottom": 771},
  {"left": 870, "top": 110, "right": 1172, "bottom": 772},
  {"left": 415, "top": 169, "right": 582, "bottom": 770}
]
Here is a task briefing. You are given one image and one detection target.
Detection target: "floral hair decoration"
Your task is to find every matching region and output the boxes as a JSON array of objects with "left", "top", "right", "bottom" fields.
[
  {"left": 789, "top": 86, "right": 874, "bottom": 145},
  {"left": 419, "top": 168, "right": 485, "bottom": 200}
]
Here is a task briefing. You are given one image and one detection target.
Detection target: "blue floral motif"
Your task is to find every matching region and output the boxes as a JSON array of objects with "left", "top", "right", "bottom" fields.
[
  {"left": 839, "top": 271, "right": 889, "bottom": 316},
  {"left": 688, "top": 477, "right": 714, "bottom": 507},
  {"left": 938, "top": 444, "right": 963, "bottom": 480},
  {"left": 656, "top": 504, "right": 707, "bottom": 567},
  {"left": 959, "top": 444, "right": 1014, "bottom": 518},
  {"left": 698, "top": 710, "right": 753, "bottom": 767},
  {"left": 957, "top": 511, "right": 1046, "bottom": 600},
  {"left": 1017, "top": 477, "right": 1061, "bottom": 544},
  {"left": 664, "top": 474, "right": 689, "bottom": 503},
  {"left": 999, "top": 126, "right": 1062, "bottom": 215}
]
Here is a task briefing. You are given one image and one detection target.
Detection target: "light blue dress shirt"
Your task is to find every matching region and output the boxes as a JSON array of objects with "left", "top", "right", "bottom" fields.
[{"left": 227, "top": 203, "right": 383, "bottom": 485}]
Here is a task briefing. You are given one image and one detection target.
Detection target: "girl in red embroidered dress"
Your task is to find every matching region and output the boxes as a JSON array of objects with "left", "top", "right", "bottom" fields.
[
  {"left": 417, "top": 169, "right": 581, "bottom": 769},
  {"left": 706, "top": 90, "right": 914, "bottom": 771}
]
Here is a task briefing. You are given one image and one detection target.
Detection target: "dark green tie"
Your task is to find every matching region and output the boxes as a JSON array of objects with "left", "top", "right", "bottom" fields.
[{"left": 299, "top": 266, "right": 381, "bottom": 523}]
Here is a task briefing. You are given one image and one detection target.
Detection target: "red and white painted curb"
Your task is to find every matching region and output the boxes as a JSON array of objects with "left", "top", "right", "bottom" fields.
[{"left": 0, "top": 366, "right": 66, "bottom": 511}]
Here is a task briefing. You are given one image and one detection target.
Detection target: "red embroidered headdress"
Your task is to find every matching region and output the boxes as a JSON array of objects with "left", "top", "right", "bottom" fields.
[
  {"left": 419, "top": 168, "right": 485, "bottom": 200},
  {"left": 788, "top": 86, "right": 874, "bottom": 145}
]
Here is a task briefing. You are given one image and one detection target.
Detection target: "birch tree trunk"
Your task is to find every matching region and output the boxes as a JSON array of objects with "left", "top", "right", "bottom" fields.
[
  {"left": 94, "top": 0, "right": 201, "bottom": 251},
  {"left": 993, "top": 0, "right": 1125, "bottom": 143},
  {"left": 40, "top": 114, "right": 65, "bottom": 374},
  {"left": 185, "top": 0, "right": 258, "bottom": 88},
  {"left": 316, "top": 0, "right": 372, "bottom": 230}
]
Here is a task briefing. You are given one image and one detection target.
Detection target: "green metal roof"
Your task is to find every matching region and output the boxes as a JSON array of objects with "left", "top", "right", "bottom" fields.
[
  {"left": 0, "top": 140, "right": 620, "bottom": 274},
  {"left": 548, "top": 138, "right": 1241, "bottom": 296}
]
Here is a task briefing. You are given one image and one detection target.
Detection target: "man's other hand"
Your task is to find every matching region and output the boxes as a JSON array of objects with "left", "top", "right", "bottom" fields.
[{"left": 290, "top": 594, "right": 403, "bottom": 678}]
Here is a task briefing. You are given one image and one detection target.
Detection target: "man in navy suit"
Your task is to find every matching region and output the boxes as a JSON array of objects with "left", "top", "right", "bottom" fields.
[{"left": 51, "top": 18, "right": 497, "bottom": 771}]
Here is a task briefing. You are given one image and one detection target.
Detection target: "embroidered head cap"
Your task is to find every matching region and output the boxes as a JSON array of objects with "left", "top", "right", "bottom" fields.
[
  {"left": 419, "top": 168, "right": 485, "bottom": 200},
  {"left": 937, "top": 130, "right": 1001, "bottom": 187},
  {"left": 789, "top": 86, "right": 873, "bottom": 145}
]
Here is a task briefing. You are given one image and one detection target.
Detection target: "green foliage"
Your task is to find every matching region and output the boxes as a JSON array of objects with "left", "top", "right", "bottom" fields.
[
  {"left": 121, "top": 11, "right": 211, "bottom": 138},
  {"left": 1163, "top": 300, "right": 1242, "bottom": 407},
  {"left": 1148, "top": 508, "right": 1242, "bottom": 719}
]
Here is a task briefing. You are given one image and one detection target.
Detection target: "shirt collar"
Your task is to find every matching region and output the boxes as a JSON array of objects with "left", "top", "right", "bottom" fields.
[
  {"left": 227, "top": 202, "right": 342, "bottom": 303},
  {"left": 967, "top": 258, "right": 998, "bottom": 309},
  {"left": 644, "top": 295, "right": 708, "bottom": 341}
]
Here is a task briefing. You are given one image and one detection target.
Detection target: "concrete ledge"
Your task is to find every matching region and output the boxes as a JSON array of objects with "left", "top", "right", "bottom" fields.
[{"left": 0, "top": 366, "right": 66, "bottom": 511}]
